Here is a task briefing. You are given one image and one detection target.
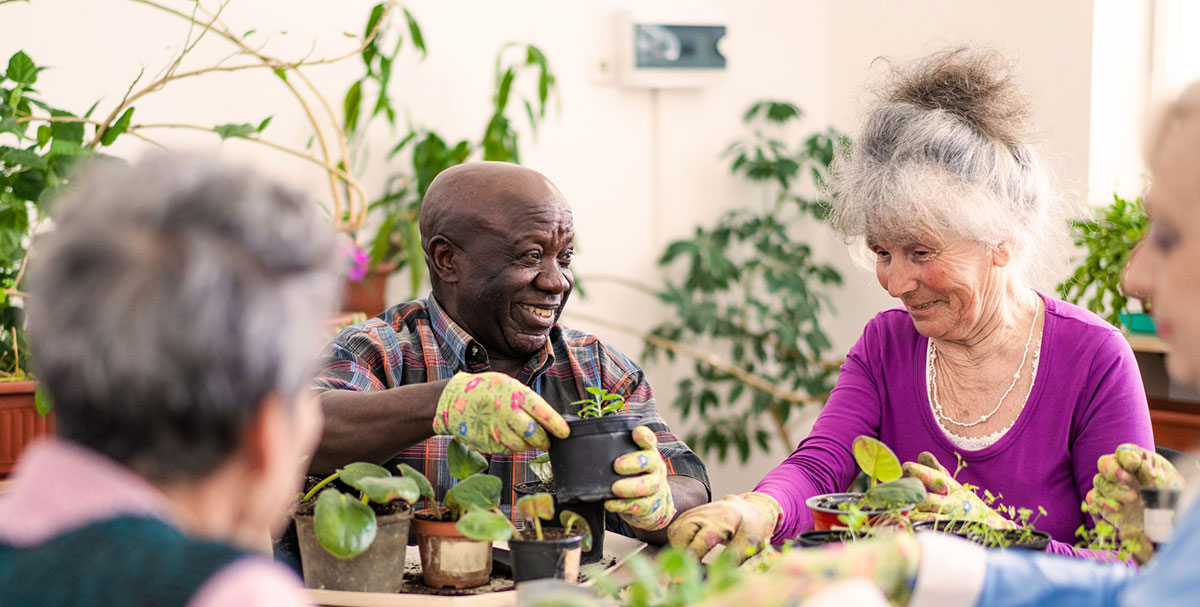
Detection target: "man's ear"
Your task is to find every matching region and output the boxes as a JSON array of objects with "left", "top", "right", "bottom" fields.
[{"left": 427, "top": 235, "right": 459, "bottom": 284}]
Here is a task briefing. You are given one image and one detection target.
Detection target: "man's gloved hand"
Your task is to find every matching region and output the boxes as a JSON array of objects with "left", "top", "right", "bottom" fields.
[
  {"left": 605, "top": 426, "right": 677, "bottom": 530},
  {"left": 701, "top": 534, "right": 920, "bottom": 607},
  {"left": 902, "top": 451, "right": 1014, "bottom": 529},
  {"left": 666, "top": 491, "right": 782, "bottom": 563},
  {"left": 433, "top": 372, "right": 569, "bottom": 455},
  {"left": 1085, "top": 443, "right": 1184, "bottom": 563}
]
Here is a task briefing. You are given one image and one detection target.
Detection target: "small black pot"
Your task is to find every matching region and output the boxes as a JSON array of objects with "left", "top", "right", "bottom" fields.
[
  {"left": 792, "top": 529, "right": 858, "bottom": 547},
  {"left": 912, "top": 519, "right": 975, "bottom": 540},
  {"left": 509, "top": 531, "right": 583, "bottom": 583},
  {"left": 514, "top": 480, "right": 606, "bottom": 564},
  {"left": 968, "top": 528, "right": 1052, "bottom": 551},
  {"left": 548, "top": 414, "right": 640, "bottom": 503}
]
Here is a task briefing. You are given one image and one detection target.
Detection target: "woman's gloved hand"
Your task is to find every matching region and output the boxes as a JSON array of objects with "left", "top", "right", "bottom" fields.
[
  {"left": 1085, "top": 443, "right": 1184, "bottom": 563},
  {"left": 902, "top": 451, "right": 1014, "bottom": 528},
  {"left": 667, "top": 491, "right": 782, "bottom": 563},
  {"left": 604, "top": 426, "right": 677, "bottom": 530},
  {"left": 433, "top": 372, "right": 569, "bottom": 454}
]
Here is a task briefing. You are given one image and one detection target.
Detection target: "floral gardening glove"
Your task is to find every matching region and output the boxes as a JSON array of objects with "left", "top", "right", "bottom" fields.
[
  {"left": 714, "top": 533, "right": 920, "bottom": 607},
  {"left": 433, "top": 372, "right": 569, "bottom": 455},
  {"left": 902, "top": 451, "right": 1014, "bottom": 529},
  {"left": 604, "top": 426, "right": 677, "bottom": 531},
  {"left": 667, "top": 492, "right": 782, "bottom": 564},
  {"left": 1085, "top": 443, "right": 1183, "bottom": 564}
]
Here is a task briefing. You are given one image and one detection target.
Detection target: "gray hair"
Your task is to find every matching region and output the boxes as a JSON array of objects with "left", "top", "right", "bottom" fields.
[
  {"left": 1146, "top": 80, "right": 1200, "bottom": 163},
  {"left": 26, "top": 153, "right": 341, "bottom": 484},
  {"left": 827, "top": 48, "right": 1062, "bottom": 285}
]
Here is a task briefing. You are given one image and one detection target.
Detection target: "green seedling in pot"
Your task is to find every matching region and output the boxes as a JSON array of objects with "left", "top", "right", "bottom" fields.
[
  {"left": 514, "top": 492, "right": 594, "bottom": 550},
  {"left": 301, "top": 461, "right": 433, "bottom": 559},
  {"left": 572, "top": 386, "right": 627, "bottom": 418},
  {"left": 851, "top": 435, "right": 927, "bottom": 509}
]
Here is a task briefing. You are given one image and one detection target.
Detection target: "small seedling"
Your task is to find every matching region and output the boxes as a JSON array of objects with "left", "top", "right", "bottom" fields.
[
  {"left": 529, "top": 452, "right": 553, "bottom": 484},
  {"left": 572, "top": 386, "right": 627, "bottom": 418},
  {"left": 512, "top": 492, "right": 593, "bottom": 550},
  {"left": 851, "top": 436, "right": 926, "bottom": 509}
]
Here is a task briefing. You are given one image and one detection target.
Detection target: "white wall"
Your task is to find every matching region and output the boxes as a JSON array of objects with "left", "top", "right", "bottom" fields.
[{"left": 2, "top": 1, "right": 1112, "bottom": 498}]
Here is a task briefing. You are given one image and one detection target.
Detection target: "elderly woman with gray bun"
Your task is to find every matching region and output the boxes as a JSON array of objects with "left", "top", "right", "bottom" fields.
[{"left": 668, "top": 48, "right": 1153, "bottom": 560}]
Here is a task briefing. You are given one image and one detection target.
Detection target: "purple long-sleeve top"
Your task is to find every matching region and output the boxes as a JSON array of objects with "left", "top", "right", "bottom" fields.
[{"left": 755, "top": 292, "right": 1154, "bottom": 557}]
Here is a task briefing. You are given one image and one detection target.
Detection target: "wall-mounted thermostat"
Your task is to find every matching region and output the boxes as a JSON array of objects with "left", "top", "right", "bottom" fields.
[{"left": 616, "top": 11, "right": 727, "bottom": 89}]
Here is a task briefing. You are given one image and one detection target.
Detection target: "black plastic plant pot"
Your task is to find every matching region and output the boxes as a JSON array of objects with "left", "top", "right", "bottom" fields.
[
  {"left": 967, "top": 528, "right": 1052, "bottom": 552},
  {"left": 509, "top": 530, "right": 583, "bottom": 583},
  {"left": 792, "top": 529, "right": 858, "bottom": 547},
  {"left": 514, "top": 481, "right": 606, "bottom": 564},
  {"left": 912, "top": 519, "right": 975, "bottom": 540},
  {"left": 548, "top": 413, "right": 640, "bottom": 504}
]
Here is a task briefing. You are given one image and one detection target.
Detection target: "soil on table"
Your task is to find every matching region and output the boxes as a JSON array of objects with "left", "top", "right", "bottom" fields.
[{"left": 399, "top": 561, "right": 515, "bottom": 596}]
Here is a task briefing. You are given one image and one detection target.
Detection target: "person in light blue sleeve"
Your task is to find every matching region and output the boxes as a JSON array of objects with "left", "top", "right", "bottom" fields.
[{"left": 701, "top": 79, "right": 1200, "bottom": 607}]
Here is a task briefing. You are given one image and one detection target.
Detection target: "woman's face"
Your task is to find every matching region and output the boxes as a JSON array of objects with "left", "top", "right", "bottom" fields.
[
  {"left": 870, "top": 232, "right": 1008, "bottom": 342},
  {"left": 1125, "top": 113, "right": 1200, "bottom": 385}
]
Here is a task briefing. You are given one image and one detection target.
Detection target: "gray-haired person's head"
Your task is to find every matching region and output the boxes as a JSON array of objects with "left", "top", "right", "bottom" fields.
[
  {"left": 827, "top": 48, "right": 1061, "bottom": 285},
  {"left": 26, "top": 153, "right": 341, "bottom": 484}
]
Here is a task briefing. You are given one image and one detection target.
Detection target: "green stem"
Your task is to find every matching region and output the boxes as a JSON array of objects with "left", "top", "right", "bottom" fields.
[
  {"left": 302, "top": 472, "right": 339, "bottom": 502},
  {"left": 534, "top": 517, "right": 543, "bottom": 541}
]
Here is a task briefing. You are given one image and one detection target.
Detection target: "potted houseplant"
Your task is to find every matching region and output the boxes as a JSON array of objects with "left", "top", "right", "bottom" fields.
[
  {"left": 1057, "top": 193, "right": 1150, "bottom": 330},
  {"left": 803, "top": 436, "right": 925, "bottom": 534},
  {"left": 411, "top": 438, "right": 502, "bottom": 589},
  {"left": 514, "top": 453, "right": 607, "bottom": 564},
  {"left": 293, "top": 461, "right": 431, "bottom": 592},
  {"left": 548, "top": 387, "right": 639, "bottom": 504},
  {"left": 473, "top": 492, "right": 591, "bottom": 584}
]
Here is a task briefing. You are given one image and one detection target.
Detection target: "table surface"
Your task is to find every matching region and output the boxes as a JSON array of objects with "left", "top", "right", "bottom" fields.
[{"left": 308, "top": 532, "right": 652, "bottom": 607}]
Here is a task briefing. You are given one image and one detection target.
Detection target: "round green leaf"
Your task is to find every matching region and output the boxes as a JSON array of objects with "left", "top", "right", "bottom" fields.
[
  {"left": 447, "top": 439, "right": 488, "bottom": 480},
  {"left": 337, "top": 462, "right": 390, "bottom": 486},
  {"left": 397, "top": 463, "right": 435, "bottom": 503},
  {"left": 455, "top": 510, "right": 513, "bottom": 542},
  {"left": 7, "top": 51, "right": 37, "bottom": 85},
  {"left": 852, "top": 435, "right": 902, "bottom": 483},
  {"left": 516, "top": 493, "right": 553, "bottom": 521},
  {"left": 356, "top": 476, "right": 420, "bottom": 504},
  {"left": 314, "top": 488, "right": 377, "bottom": 559},
  {"left": 445, "top": 474, "right": 502, "bottom": 513},
  {"left": 560, "top": 510, "right": 592, "bottom": 552}
]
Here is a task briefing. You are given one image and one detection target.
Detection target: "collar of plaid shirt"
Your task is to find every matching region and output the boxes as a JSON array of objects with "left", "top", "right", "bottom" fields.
[{"left": 425, "top": 294, "right": 556, "bottom": 385}]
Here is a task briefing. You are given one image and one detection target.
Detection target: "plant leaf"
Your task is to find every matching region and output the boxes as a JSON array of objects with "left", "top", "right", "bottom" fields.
[
  {"left": 212, "top": 123, "right": 257, "bottom": 140},
  {"left": 516, "top": 493, "right": 553, "bottom": 521},
  {"left": 398, "top": 463, "right": 435, "bottom": 503},
  {"left": 560, "top": 510, "right": 592, "bottom": 552},
  {"left": 444, "top": 474, "right": 502, "bottom": 513},
  {"left": 100, "top": 107, "right": 134, "bottom": 146},
  {"left": 455, "top": 509, "right": 512, "bottom": 542},
  {"left": 355, "top": 475, "right": 420, "bottom": 504},
  {"left": 447, "top": 438, "right": 488, "bottom": 480},
  {"left": 852, "top": 435, "right": 902, "bottom": 483},
  {"left": 6, "top": 51, "right": 37, "bottom": 85},
  {"left": 314, "top": 488, "right": 377, "bottom": 559},
  {"left": 402, "top": 7, "right": 426, "bottom": 57},
  {"left": 34, "top": 385, "right": 52, "bottom": 417},
  {"left": 337, "top": 462, "right": 391, "bottom": 486}
]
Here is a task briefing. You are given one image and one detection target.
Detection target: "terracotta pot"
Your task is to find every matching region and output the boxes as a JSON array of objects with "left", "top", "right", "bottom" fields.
[
  {"left": 805, "top": 493, "right": 914, "bottom": 530},
  {"left": 294, "top": 506, "right": 412, "bottom": 592},
  {"left": 341, "top": 264, "right": 395, "bottom": 317},
  {"left": 0, "top": 380, "right": 53, "bottom": 477},
  {"left": 412, "top": 509, "right": 492, "bottom": 589}
]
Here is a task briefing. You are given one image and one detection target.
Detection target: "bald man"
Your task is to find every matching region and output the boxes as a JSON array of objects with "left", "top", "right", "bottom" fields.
[{"left": 312, "top": 162, "right": 710, "bottom": 544}]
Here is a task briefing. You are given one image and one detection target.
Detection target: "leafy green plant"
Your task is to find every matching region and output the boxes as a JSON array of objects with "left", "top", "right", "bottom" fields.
[
  {"left": 301, "top": 461, "right": 432, "bottom": 559},
  {"left": 509, "top": 492, "right": 592, "bottom": 550},
  {"left": 588, "top": 546, "right": 745, "bottom": 607},
  {"left": 851, "top": 436, "right": 925, "bottom": 509},
  {"left": 643, "top": 100, "right": 846, "bottom": 463},
  {"left": 1057, "top": 193, "right": 1148, "bottom": 327},
  {"left": 1075, "top": 500, "right": 1145, "bottom": 559},
  {"left": 529, "top": 451, "right": 553, "bottom": 484},
  {"left": 341, "top": 6, "right": 560, "bottom": 298},
  {"left": 572, "top": 386, "right": 627, "bottom": 418}
]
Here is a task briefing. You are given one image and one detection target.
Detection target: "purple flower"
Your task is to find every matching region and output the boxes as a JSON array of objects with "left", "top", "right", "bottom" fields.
[{"left": 341, "top": 244, "right": 370, "bottom": 282}]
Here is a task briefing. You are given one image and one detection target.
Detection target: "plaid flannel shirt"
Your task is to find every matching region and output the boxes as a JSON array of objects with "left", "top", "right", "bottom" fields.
[{"left": 312, "top": 295, "right": 710, "bottom": 529}]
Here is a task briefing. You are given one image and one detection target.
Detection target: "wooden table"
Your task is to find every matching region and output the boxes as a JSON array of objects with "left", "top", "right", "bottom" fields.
[{"left": 308, "top": 532, "right": 651, "bottom": 607}]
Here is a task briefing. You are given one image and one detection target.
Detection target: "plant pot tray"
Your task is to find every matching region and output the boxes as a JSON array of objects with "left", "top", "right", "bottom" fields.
[{"left": 307, "top": 531, "right": 648, "bottom": 607}]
